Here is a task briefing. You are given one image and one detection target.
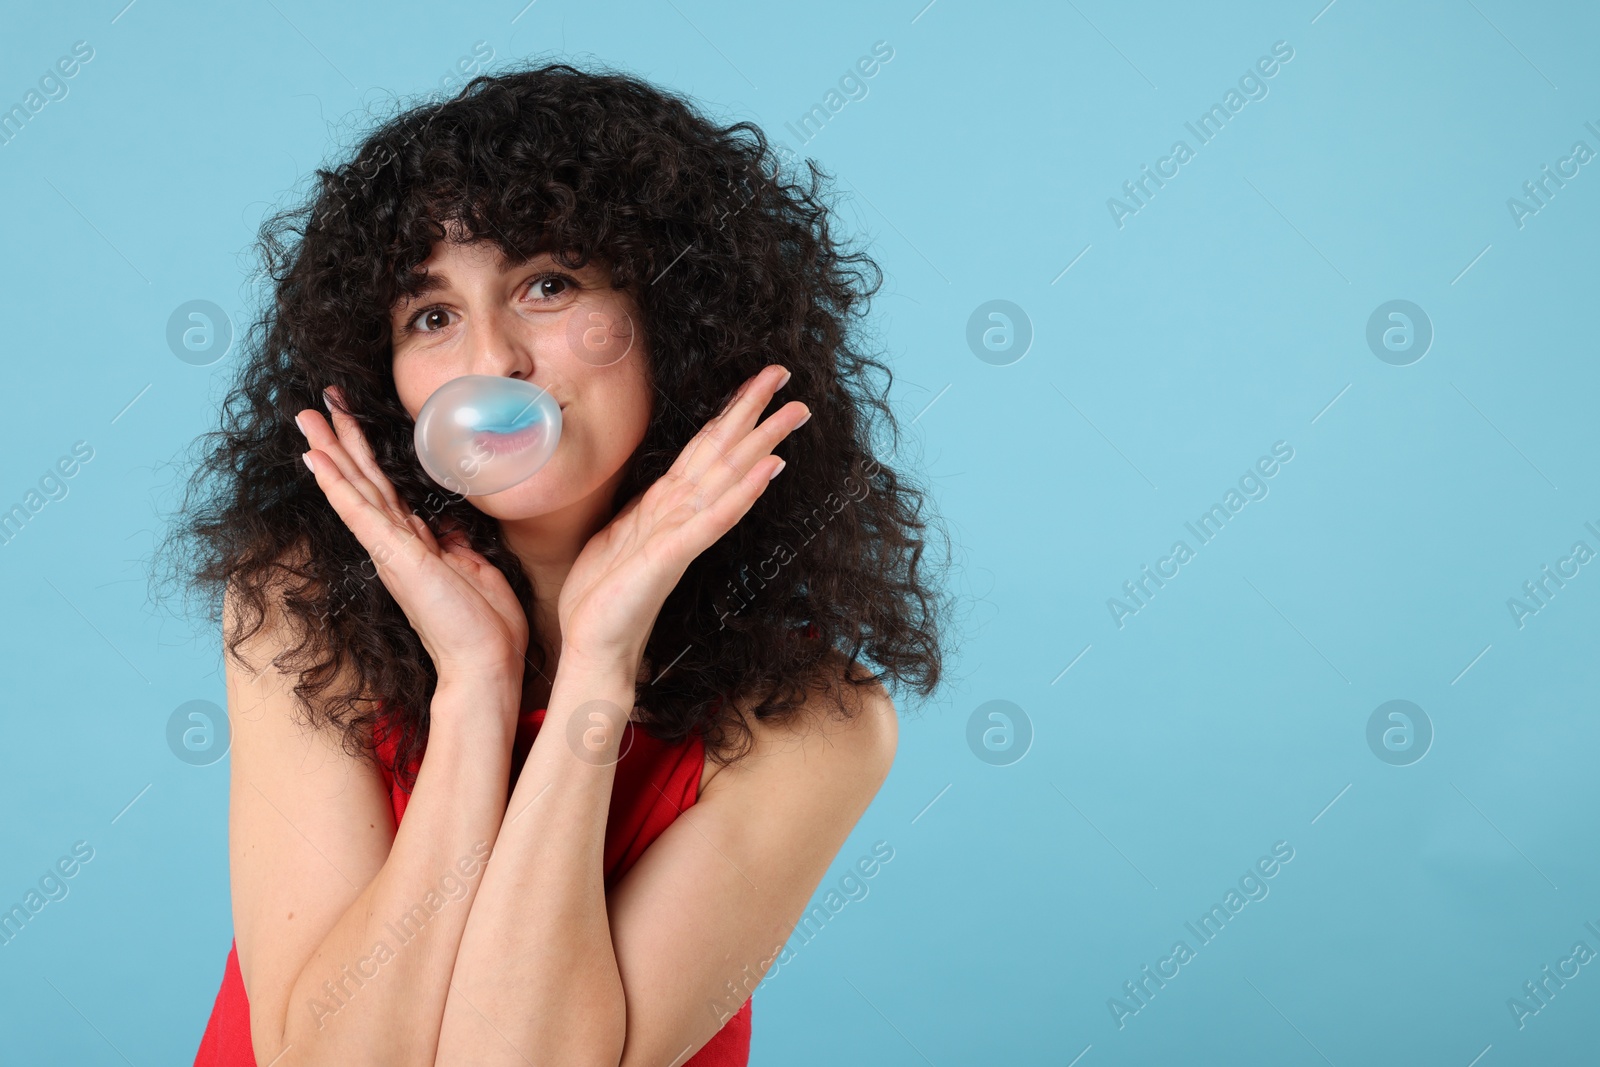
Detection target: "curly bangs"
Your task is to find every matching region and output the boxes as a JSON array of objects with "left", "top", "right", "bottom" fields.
[{"left": 155, "top": 59, "right": 950, "bottom": 790}]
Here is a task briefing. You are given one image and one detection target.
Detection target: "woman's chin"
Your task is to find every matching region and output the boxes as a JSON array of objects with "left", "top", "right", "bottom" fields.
[
  {"left": 471, "top": 478, "right": 563, "bottom": 519},
  {"left": 467, "top": 462, "right": 591, "bottom": 520}
]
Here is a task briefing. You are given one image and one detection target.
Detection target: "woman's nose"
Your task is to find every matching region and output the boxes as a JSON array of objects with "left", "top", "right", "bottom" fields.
[{"left": 463, "top": 306, "right": 537, "bottom": 380}]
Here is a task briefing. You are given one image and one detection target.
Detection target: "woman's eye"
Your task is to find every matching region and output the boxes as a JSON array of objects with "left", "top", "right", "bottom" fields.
[
  {"left": 526, "top": 274, "right": 574, "bottom": 302},
  {"left": 412, "top": 308, "right": 451, "bottom": 332},
  {"left": 402, "top": 273, "right": 575, "bottom": 333}
]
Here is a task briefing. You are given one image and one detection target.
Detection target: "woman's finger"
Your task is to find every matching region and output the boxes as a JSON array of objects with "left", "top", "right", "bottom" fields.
[
  {"left": 302, "top": 449, "right": 430, "bottom": 573},
  {"left": 302, "top": 449, "right": 529, "bottom": 668},
  {"left": 665, "top": 451, "right": 787, "bottom": 562},
  {"left": 297, "top": 408, "right": 392, "bottom": 517},
  {"left": 676, "top": 365, "right": 790, "bottom": 482},
  {"left": 324, "top": 386, "right": 410, "bottom": 518},
  {"left": 665, "top": 370, "right": 765, "bottom": 478},
  {"left": 405, "top": 511, "right": 442, "bottom": 554},
  {"left": 691, "top": 399, "right": 809, "bottom": 504},
  {"left": 303, "top": 448, "right": 499, "bottom": 632}
]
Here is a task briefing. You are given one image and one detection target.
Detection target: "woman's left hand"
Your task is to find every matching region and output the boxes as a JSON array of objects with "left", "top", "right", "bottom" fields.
[{"left": 557, "top": 363, "right": 809, "bottom": 668}]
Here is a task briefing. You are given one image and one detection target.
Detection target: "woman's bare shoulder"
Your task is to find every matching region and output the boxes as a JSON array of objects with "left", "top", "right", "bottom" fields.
[
  {"left": 222, "top": 539, "right": 380, "bottom": 738},
  {"left": 699, "top": 650, "right": 897, "bottom": 796},
  {"left": 222, "top": 545, "right": 397, "bottom": 1041}
]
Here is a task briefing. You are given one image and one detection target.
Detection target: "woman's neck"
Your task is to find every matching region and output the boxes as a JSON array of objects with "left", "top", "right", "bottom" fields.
[{"left": 496, "top": 469, "right": 625, "bottom": 708}]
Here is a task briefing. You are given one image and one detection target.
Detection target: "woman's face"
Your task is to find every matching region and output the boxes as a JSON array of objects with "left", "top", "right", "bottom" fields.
[{"left": 389, "top": 235, "right": 652, "bottom": 521}]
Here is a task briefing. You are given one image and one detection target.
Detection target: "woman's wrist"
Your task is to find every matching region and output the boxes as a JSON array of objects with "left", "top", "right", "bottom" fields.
[
  {"left": 434, "top": 649, "right": 527, "bottom": 686},
  {"left": 556, "top": 644, "right": 641, "bottom": 685},
  {"left": 431, "top": 672, "right": 525, "bottom": 746},
  {"left": 546, "top": 649, "right": 641, "bottom": 730}
]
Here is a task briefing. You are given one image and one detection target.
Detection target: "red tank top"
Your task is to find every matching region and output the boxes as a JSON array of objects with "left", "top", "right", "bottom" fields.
[{"left": 194, "top": 703, "right": 752, "bottom": 1064}]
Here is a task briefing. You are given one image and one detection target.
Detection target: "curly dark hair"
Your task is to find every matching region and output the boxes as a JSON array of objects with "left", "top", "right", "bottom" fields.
[{"left": 153, "top": 59, "right": 951, "bottom": 792}]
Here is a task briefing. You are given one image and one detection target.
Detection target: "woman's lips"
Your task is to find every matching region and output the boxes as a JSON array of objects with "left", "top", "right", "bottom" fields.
[{"left": 472, "top": 421, "right": 553, "bottom": 457}]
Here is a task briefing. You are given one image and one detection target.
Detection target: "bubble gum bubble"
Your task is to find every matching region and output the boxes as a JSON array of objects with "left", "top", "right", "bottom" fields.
[{"left": 414, "top": 375, "right": 561, "bottom": 496}]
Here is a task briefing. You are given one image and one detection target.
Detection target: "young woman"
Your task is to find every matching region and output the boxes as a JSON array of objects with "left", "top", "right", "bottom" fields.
[{"left": 170, "top": 61, "right": 947, "bottom": 1066}]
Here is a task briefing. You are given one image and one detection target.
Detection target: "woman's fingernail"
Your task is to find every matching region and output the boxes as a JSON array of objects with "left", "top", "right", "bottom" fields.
[
  {"left": 294, "top": 412, "right": 308, "bottom": 437},
  {"left": 776, "top": 368, "right": 792, "bottom": 389},
  {"left": 794, "top": 408, "right": 811, "bottom": 429},
  {"left": 302, "top": 452, "right": 316, "bottom": 474},
  {"left": 767, "top": 457, "right": 786, "bottom": 480}
]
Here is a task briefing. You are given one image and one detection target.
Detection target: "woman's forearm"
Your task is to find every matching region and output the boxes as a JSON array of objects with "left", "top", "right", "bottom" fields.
[
  {"left": 267, "top": 677, "right": 520, "bottom": 1067},
  {"left": 435, "top": 652, "right": 638, "bottom": 1066}
]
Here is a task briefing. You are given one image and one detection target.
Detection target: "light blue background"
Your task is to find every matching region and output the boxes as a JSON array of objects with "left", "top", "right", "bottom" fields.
[{"left": 2, "top": 0, "right": 1597, "bottom": 1063}]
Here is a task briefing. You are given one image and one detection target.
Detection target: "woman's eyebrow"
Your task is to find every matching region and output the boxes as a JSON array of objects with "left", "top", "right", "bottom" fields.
[{"left": 399, "top": 272, "right": 452, "bottom": 307}]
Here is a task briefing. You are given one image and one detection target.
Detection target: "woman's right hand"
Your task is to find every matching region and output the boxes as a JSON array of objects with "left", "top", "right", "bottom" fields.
[{"left": 296, "top": 386, "right": 529, "bottom": 689}]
